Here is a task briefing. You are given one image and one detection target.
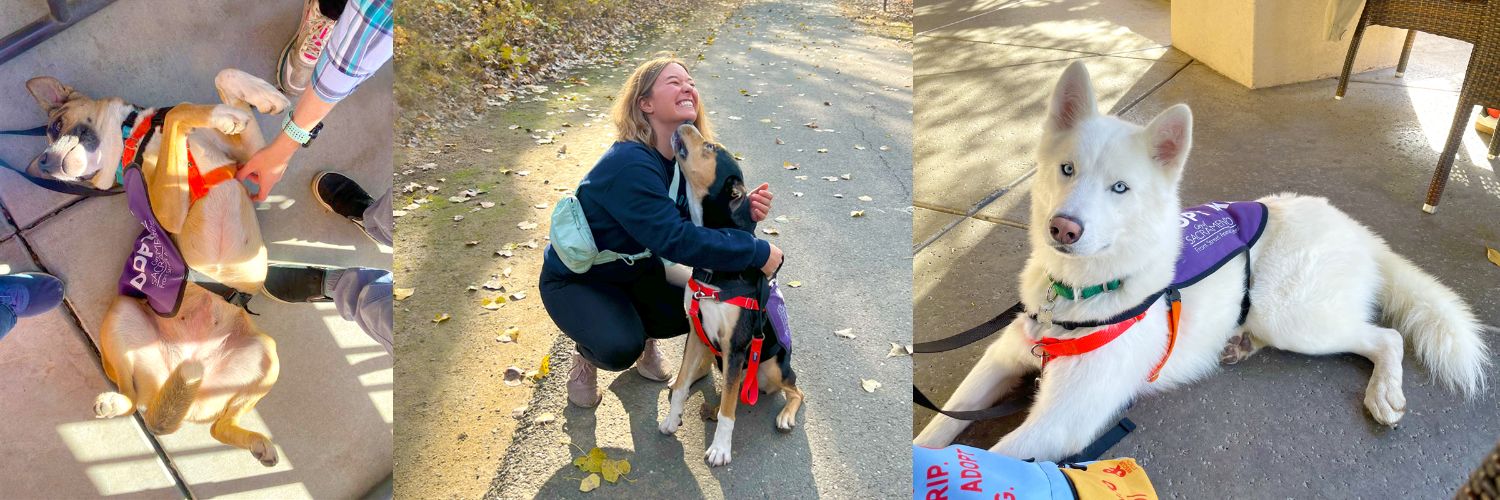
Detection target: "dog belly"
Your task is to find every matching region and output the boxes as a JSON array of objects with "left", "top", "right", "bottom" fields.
[
  {"left": 180, "top": 181, "right": 266, "bottom": 292},
  {"left": 146, "top": 287, "right": 271, "bottom": 422}
]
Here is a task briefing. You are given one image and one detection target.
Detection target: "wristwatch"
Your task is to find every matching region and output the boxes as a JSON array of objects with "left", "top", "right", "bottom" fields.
[{"left": 281, "top": 111, "right": 323, "bottom": 147}]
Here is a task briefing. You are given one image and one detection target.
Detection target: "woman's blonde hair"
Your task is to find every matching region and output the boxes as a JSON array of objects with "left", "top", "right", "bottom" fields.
[{"left": 611, "top": 53, "right": 714, "bottom": 148}]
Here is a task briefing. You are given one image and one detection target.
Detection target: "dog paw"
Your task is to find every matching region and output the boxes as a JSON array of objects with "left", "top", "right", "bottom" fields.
[
  {"left": 1219, "top": 332, "right": 1255, "bottom": 365},
  {"left": 704, "top": 444, "right": 732, "bottom": 467},
  {"left": 658, "top": 416, "right": 681, "bottom": 435},
  {"left": 1364, "top": 375, "right": 1407, "bottom": 426},
  {"left": 776, "top": 412, "right": 797, "bottom": 432},
  {"left": 251, "top": 439, "right": 279, "bottom": 467},
  {"left": 210, "top": 106, "right": 253, "bottom": 135},
  {"left": 94, "top": 392, "right": 133, "bottom": 418},
  {"left": 216, "top": 69, "right": 289, "bottom": 114}
]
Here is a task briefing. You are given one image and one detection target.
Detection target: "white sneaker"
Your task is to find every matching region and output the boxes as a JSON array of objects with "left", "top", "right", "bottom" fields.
[{"left": 276, "top": 0, "right": 336, "bottom": 97}]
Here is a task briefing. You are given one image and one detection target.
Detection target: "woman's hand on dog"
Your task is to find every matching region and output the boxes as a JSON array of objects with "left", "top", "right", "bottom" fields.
[
  {"left": 750, "top": 182, "right": 773, "bottom": 222},
  {"left": 237, "top": 138, "right": 297, "bottom": 202},
  {"left": 762, "top": 243, "right": 783, "bottom": 277}
]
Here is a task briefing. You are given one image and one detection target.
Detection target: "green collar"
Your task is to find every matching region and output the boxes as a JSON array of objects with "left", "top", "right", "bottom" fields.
[{"left": 1049, "top": 277, "right": 1123, "bottom": 301}]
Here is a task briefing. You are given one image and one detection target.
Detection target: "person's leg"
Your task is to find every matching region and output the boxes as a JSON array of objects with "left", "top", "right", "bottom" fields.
[
  {"left": 0, "top": 272, "right": 65, "bottom": 340},
  {"left": 311, "top": 171, "right": 385, "bottom": 245},
  {"left": 327, "top": 267, "right": 391, "bottom": 352},
  {"left": 626, "top": 260, "right": 691, "bottom": 381},
  {"left": 277, "top": 0, "right": 337, "bottom": 96},
  {"left": 540, "top": 270, "right": 652, "bottom": 407}
]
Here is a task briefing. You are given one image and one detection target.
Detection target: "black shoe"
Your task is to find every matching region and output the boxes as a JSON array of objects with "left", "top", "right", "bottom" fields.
[
  {"left": 262, "top": 265, "right": 332, "bottom": 303},
  {"left": 311, "top": 171, "right": 374, "bottom": 231}
]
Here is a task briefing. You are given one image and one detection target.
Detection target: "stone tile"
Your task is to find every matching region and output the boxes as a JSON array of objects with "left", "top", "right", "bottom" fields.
[
  {"left": 0, "top": 237, "right": 183, "bottom": 498},
  {"left": 915, "top": 56, "right": 1188, "bottom": 213},
  {"left": 924, "top": 0, "right": 1173, "bottom": 55}
]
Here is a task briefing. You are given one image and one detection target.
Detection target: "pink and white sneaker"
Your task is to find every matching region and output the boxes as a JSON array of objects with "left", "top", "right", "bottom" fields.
[{"left": 276, "top": 0, "right": 336, "bottom": 97}]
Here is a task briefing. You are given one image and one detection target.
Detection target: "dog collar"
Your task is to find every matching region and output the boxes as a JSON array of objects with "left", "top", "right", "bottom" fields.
[
  {"left": 1048, "top": 277, "right": 1123, "bottom": 301},
  {"left": 116, "top": 107, "right": 154, "bottom": 184}
]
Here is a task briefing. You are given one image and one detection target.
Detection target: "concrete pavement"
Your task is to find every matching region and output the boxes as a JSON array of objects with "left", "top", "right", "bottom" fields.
[
  {"left": 0, "top": 1, "right": 392, "bottom": 497},
  {"left": 913, "top": 0, "right": 1500, "bottom": 497}
]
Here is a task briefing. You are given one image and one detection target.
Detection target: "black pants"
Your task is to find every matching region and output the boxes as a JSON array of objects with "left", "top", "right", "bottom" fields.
[
  {"left": 539, "top": 257, "right": 689, "bottom": 371},
  {"left": 318, "top": 0, "right": 347, "bottom": 19}
]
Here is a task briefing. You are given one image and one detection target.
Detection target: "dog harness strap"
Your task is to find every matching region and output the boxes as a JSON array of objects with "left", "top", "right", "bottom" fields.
[
  {"left": 120, "top": 110, "right": 159, "bottom": 169},
  {"left": 688, "top": 279, "right": 724, "bottom": 357},
  {"left": 1147, "top": 289, "right": 1183, "bottom": 382},
  {"left": 1033, "top": 310, "right": 1146, "bottom": 368},
  {"left": 740, "top": 336, "right": 763, "bottom": 405},
  {"left": 185, "top": 150, "right": 235, "bottom": 203}
]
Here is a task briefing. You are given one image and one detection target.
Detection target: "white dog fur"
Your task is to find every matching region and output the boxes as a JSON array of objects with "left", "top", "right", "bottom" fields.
[{"left": 913, "top": 61, "right": 1490, "bottom": 461}]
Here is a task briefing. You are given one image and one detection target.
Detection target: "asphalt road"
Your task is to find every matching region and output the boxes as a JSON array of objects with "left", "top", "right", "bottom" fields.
[{"left": 485, "top": 0, "right": 914, "bottom": 497}]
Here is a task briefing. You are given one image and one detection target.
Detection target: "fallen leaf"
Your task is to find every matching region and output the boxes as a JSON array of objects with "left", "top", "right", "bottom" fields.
[
  {"left": 535, "top": 354, "right": 551, "bottom": 379},
  {"left": 840, "top": 173, "right": 852, "bottom": 180},
  {"left": 496, "top": 249, "right": 514, "bottom": 257},
  {"left": 879, "top": 145, "right": 891, "bottom": 151},
  {"left": 503, "top": 366, "right": 525, "bottom": 386},
  {"left": 782, "top": 161, "right": 800, "bottom": 170},
  {"left": 433, "top": 313, "right": 451, "bottom": 323},
  {"left": 793, "top": 192, "right": 804, "bottom": 197},
  {"left": 834, "top": 328, "right": 856, "bottom": 339},
  {"left": 888, "top": 342, "right": 913, "bottom": 357},
  {"left": 833, "top": 193, "right": 844, "bottom": 198},
  {"left": 465, "top": 240, "right": 480, "bottom": 246},
  {"left": 537, "top": 412, "right": 556, "bottom": 424},
  {"left": 394, "top": 288, "right": 415, "bottom": 300},
  {"left": 602, "top": 460, "right": 621, "bottom": 483},
  {"left": 775, "top": 138, "right": 785, "bottom": 145},
  {"left": 816, "top": 148, "right": 829, "bottom": 153},
  {"left": 482, "top": 278, "right": 505, "bottom": 290},
  {"left": 534, "top": 203, "right": 548, "bottom": 209},
  {"left": 617, "top": 459, "right": 631, "bottom": 475},
  {"left": 452, "top": 215, "right": 465, "bottom": 222},
  {"left": 857, "top": 195, "right": 873, "bottom": 202},
  {"left": 787, "top": 280, "right": 803, "bottom": 288},
  {"left": 822, "top": 176, "right": 840, "bottom": 182},
  {"left": 512, "top": 405, "right": 527, "bottom": 418},
  {"left": 499, "top": 327, "right": 520, "bottom": 343},
  {"left": 774, "top": 215, "right": 790, "bottom": 223},
  {"left": 518, "top": 221, "right": 539, "bottom": 230},
  {"left": 511, "top": 291, "right": 528, "bottom": 300},
  {"left": 1489, "top": 247, "right": 1500, "bottom": 267},
  {"left": 851, "top": 210, "right": 865, "bottom": 217},
  {"left": 761, "top": 227, "right": 780, "bottom": 235},
  {"left": 861, "top": 379, "right": 882, "bottom": 392},
  {"left": 854, "top": 145, "right": 866, "bottom": 150},
  {"left": 481, "top": 201, "right": 496, "bottom": 208}
]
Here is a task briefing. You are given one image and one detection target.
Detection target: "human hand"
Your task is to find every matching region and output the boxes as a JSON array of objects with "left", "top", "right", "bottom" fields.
[
  {"left": 761, "top": 243, "right": 783, "bottom": 277},
  {"left": 750, "top": 182, "right": 773, "bottom": 222},
  {"left": 236, "top": 138, "right": 297, "bottom": 202}
]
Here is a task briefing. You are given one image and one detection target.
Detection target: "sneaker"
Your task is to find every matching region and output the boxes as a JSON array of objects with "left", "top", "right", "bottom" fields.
[
  {"left": 1478, "top": 112, "right": 1498, "bottom": 135},
  {"left": 276, "top": 0, "right": 336, "bottom": 97},
  {"left": 262, "top": 264, "right": 333, "bottom": 303},
  {"left": 635, "top": 338, "right": 671, "bottom": 382},
  {"left": 312, "top": 171, "right": 375, "bottom": 235},
  {"left": 0, "top": 272, "right": 65, "bottom": 317},
  {"left": 567, "top": 352, "right": 603, "bottom": 408}
]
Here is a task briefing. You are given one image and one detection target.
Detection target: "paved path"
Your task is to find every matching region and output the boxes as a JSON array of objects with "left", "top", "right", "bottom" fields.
[{"left": 484, "top": 0, "right": 913, "bottom": 497}]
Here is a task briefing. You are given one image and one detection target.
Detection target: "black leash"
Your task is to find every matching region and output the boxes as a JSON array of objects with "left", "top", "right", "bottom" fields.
[
  {"left": 912, "top": 300, "right": 1135, "bottom": 461},
  {"left": 0, "top": 123, "right": 124, "bottom": 196}
]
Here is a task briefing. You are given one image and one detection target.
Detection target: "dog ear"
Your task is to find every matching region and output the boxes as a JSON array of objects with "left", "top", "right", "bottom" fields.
[
  {"left": 1046, "top": 61, "right": 1097, "bottom": 133},
  {"left": 1142, "top": 103, "right": 1193, "bottom": 174},
  {"left": 25, "top": 77, "right": 72, "bottom": 112}
]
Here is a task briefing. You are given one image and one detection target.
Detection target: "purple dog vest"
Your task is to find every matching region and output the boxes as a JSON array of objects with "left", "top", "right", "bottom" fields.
[
  {"left": 766, "top": 279, "right": 792, "bottom": 351},
  {"left": 1172, "top": 201, "right": 1267, "bottom": 288},
  {"left": 118, "top": 166, "right": 188, "bottom": 317}
]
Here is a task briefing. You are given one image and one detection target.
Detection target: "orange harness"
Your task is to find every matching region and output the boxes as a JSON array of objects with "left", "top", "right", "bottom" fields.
[
  {"left": 119, "top": 110, "right": 236, "bottom": 205},
  {"left": 1033, "top": 292, "right": 1182, "bottom": 382}
]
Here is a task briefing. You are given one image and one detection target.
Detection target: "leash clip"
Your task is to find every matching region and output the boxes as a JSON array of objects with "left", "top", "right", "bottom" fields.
[{"left": 619, "top": 254, "right": 636, "bottom": 265}]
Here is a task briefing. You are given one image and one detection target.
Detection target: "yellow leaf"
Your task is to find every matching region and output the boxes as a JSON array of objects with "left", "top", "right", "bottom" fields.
[
  {"left": 617, "top": 458, "right": 631, "bottom": 475},
  {"left": 850, "top": 210, "right": 865, "bottom": 218},
  {"left": 573, "top": 456, "right": 588, "bottom": 470},
  {"left": 1488, "top": 247, "right": 1500, "bottom": 267},
  {"left": 787, "top": 281, "right": 803, "bottom": 288},
  {"left": 602, "top": 460, "right": 620, "bottom": 483},
  {"left": 580, "top": 473, "right": 600, "bottom": 492},
  {"left": 538, "top": 354, "right": 552, "bottom": 378},
  {"left": 394, "top": 288, "right": 415, "bottom": 300},
  {"left": 433, "top": 313, "right": 451, "bottom": 323}
]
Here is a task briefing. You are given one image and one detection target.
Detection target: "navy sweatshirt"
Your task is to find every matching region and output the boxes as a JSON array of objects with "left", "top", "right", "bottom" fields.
[{"left": 543, "top": 141, "right": 770, "bottom": 278}]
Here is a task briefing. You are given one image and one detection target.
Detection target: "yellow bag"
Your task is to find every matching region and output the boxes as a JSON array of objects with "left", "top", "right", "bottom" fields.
[{"left": 1059, "top": 458, "right": 1159, "bottom": 500}]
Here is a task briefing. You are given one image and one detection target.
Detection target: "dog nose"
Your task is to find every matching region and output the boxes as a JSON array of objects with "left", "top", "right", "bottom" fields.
[
  {"left": 37, "top": 154, "right": 55, "bottom": 172},
  {"left": 1049, "top": 215, "right": 1084, "bottom": 245}
]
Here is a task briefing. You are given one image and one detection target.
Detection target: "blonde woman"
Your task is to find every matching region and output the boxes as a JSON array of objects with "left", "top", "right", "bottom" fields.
[{"left": 539, "top": 55, "right": 781, "bottom": 408}]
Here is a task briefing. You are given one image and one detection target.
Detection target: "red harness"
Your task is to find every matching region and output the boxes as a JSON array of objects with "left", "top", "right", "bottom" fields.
[
  {"left": 120, "top": 111, "right": 235, "bottom": 204},
  {"left": 687, "top": 278, "right": 768, "bottom": 405},
  {"left": 1032, "top": 294, "right": 1183, "bottom": 382}
]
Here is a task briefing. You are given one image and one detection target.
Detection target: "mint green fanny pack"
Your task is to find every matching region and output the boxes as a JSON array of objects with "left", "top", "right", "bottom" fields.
[{"left": 549, "top": 164, "right": 681, "bottom": 274}]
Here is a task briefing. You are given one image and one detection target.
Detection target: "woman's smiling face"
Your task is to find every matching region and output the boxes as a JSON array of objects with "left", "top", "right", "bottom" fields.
[{"left": 640, "top": 62, "right": 699, "bottom": 124}]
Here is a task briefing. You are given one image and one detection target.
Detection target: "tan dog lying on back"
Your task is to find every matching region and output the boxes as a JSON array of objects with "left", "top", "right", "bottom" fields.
[{"left": 25, "top": 69, "right": 285, "bottom": 466}]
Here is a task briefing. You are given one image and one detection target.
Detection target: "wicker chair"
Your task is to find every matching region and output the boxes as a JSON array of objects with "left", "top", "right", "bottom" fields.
[
  {"left": 1457, "top": 437, "right": 1500, "bottom": 498},
  {"left": 1333, "top": 0, "right": 1500, "bottom": 213}
]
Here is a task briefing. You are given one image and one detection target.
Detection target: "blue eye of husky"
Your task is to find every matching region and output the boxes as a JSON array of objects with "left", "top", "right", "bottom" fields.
[
  {"left": 1111, "top": 181, "right": 1129, "bottom": 194},
  {"left": 1060, "top": 162, "right": 1074, "bottom": 176}
]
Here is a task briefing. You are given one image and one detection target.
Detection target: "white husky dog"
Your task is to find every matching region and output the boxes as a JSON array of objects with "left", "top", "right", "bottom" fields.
[{"left": 913, "top": 61, "right": 1490, "bottom": 461}]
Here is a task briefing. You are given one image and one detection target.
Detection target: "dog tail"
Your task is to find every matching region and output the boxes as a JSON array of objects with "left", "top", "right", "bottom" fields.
[
  {"left": 145, "top": 359, "right": 204, "bottom": 435},
  {"left": 1377, "top": 248, "right": 1490, "bottom": 396}
]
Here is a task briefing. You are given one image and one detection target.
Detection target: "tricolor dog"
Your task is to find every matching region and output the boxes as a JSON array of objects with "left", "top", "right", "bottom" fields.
[
  {"left": 25, "top": 69, "right": 286, "bottom": 466},
  {"left": 913, "top": 61, "right": 1490, "bottom": 461},
  {"left": 657, "top": 123, "right": 803, "bottom": 467}
]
